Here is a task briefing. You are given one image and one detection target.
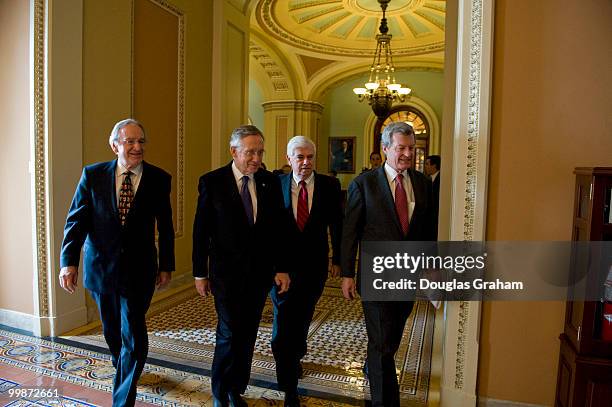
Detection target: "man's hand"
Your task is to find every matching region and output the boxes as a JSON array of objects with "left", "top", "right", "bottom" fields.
[
  {"left": 329, "top": 264, "right": 341, "bottom": 278},
  {"left": 156, "top": 272, "right": 171, "bottom": 289},
  {"left": 275, "top": 272, "right": 291, "bottom": 294},
  {"left": 341, "top": 277, "right": 357, "bottom": 300},
  {"left": 59, "top": 266, "right": 78, "bottom": 294},
  {"left": 195, "top": 278, "right": 211, "bottom": 297}
]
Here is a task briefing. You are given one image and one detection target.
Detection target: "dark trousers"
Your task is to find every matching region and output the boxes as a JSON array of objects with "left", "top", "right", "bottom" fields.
[
  {"left": 90, "top": 289, "right": 153, "bottom": 407},
  {"left": 211, "top": 287, "right": 268, "bottom": 400},
  {"left": 270, "top": 271, "right": 326, "bottom": 394},
  {"left": 362, "top": 300, "right": 414, "bottom": 407}
]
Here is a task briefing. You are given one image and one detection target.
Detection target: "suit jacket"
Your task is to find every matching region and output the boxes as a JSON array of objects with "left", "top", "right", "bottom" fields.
[
  {"left": 341, "top": 166, "right": 434, "bottom": 279},
  {"left": 280, "top": 172, "right": 342, "bottom": 274},
  {"left": 431, "top": 174, "right": 440, "bottom": 239},
  {"left": 60, "top": 160, "right": 175, "bottom": 294},
  {"left": 192, "top": 163, "right": 290, "bottom": 298}
]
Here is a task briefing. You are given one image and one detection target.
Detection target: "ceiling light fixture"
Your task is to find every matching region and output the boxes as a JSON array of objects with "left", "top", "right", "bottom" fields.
[{"left": 353, "top": 0, "right": 411, "bottom": 121}]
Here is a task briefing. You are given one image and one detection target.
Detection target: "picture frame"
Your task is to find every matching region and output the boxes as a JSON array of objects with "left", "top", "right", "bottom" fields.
[{"left": 328, "top": 137, "right": 356, "bottom": 174}]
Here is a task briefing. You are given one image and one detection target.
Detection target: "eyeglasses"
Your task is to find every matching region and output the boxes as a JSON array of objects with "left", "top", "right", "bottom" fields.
[
  {"left": 120, "top": 138, "right": 146, "bottom": 145},
  {"left": 240, "top": 149, "right": 264, "bottom": 157}
]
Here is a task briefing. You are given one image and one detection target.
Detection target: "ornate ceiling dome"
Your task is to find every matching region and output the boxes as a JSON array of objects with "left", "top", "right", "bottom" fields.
[{"left": 255, "top": 0, "right": 446, "bottom": 57}]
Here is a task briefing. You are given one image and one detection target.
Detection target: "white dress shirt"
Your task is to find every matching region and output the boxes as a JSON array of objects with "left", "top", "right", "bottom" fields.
[
  {"left": 115, "top": 162, "right": 142, "bottom": 206},
  {"left": 383, "top": 162, "right": 415, "bottom": 220},
  {"left": 290, "top": 172, "right": 314, "bottom": 220},
  {"left": 231, "top": 161, "right": 258, "bottom": 222}
]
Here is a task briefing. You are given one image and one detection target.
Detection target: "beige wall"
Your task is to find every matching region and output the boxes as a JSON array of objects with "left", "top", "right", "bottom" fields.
[
  {"left": 81, "top": 0, "right": 213, "bottom": 288},
  {"left": 82, "top": 0, "right": 133, "bottom": 165},
  {"left": 480, "top": 0, "right": 612, "bottom": 405},
  {"left": 0, "top": 0, "right": 34, "bottom": 314},
  {"left": 133, "top": 0, "right": 180, "bottom": 233}
]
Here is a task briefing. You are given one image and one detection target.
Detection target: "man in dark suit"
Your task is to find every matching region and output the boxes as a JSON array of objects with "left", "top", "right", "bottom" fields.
[
  {"left": 272, "top": 136, "right": 343, "bottom": 406},
  {"left": 59, "top": 118, "right": 175, "bottom": 407},
  {"left": 192, "top": 125, "right": 291, "bottom": 407},
  {"left": 424, "top": 155, "right": 441, "bottom": 239},
  {"left": 341, "top": 122, "right": 434, "bottom": 407}
]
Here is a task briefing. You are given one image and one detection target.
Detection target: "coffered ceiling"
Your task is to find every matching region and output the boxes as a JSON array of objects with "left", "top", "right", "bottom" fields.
[
  {"left": 249, "top": 0, "right": 446, "bottom": 100},
  {"left": 254, "top": 0, "right": 446, "bottom": 58}
]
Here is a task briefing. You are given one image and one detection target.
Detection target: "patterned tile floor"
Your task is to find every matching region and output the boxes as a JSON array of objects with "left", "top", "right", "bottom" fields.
[
  {"left": 0, "top": 279, "right": 437, "bottom": 406},
  {"left": 63, "top": 279, "right": 434, "bottom": 405},
  {"left": 0, "top": 326, "right": 353, "bottom": 406}
]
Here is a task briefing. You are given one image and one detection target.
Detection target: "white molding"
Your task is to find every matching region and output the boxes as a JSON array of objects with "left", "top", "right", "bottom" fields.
[
  {"left": 0, "top": 307, "right": 86, "bottom": 337},
  {"left": 478, "top": 398, "right": 545, "bottom": 407},
  {"left": 54, "top": 304, "right": 88, "bottom": 336},
  {"left": 439, "top": 0, "right": 494, "bottom": 405},
  {"left": 0, "top": 309, "right": 36, "bottom": 333}
]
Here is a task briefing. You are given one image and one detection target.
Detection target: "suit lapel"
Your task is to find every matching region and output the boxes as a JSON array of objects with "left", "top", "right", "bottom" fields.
[
  {"left": 129, "top": 161, "right": 148, "bottom": 217},
  {"left": 254, "top": 170, "right": 271, "bottom": 225},
  {"left": 280, "top": 173, "right": 292, "bottom": 210},
  {"left": 309, "top": 173, "right": 322, "bottom": 225},
  {"left": 107, "top": 160, "right": 119, "bottom": 218},
  {"left": 376, "top": 167, "right": 404, "bottom": 236},
  {"left": 407, "top": 169, "right": 423, "bottom": 214},
  {"left": 224, "top": 163, "right": 251, "bottom": 227}
]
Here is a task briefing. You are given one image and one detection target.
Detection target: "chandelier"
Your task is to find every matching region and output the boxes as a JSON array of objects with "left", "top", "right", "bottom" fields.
[{"left": 353, "top": 0, "right": 411, "bottom": 120}]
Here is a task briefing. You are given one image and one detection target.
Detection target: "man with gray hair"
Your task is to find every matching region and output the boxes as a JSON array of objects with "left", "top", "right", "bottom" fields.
[
  {"left": 271, "top": 135, "right": 343, "bottom": 406},
  {"left": 341, "top": 122, "right": 435, "bottom": 407},
  {"left": 59, "top": 118, "right": 175, "bottom": 406},
  {"left": 193, "top": 125, "right": 291, "bottom": 407}
]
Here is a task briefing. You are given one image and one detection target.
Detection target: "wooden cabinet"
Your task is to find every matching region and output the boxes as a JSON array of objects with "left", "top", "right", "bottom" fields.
[{"left": 555, "top": 168, "right": 612, "bottom": 407}]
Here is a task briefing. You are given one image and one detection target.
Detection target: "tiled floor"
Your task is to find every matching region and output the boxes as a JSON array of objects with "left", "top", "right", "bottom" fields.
[
  {"left": 0, "top": 280, "right": 437, "bottom": 406},
  {"left": 61, "top": 281, "right": 434, "bottom": 405},
  {"left": 0, "top": 365, "right": 153, "bottom": 406},
  {"left": 0, "top": 326, "right": 355, "bottom": 406}
]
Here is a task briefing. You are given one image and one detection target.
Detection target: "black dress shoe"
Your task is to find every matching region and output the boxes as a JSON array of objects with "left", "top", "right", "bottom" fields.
[
  {"left": 297, "top": 362, "right": 304, "bottom": 379},
  {"left": 284, "top": 392, "right": 300, "bottom": 407},
  {"left": 212, "top": 395, "right": 228, "bottom": 407},
  {"left": 228, "top": 391, "right": 248, "bottom": 407}
]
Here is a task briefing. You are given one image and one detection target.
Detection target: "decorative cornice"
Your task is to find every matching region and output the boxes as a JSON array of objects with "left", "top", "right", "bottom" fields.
[
  {"left": 249, "top": 41, "right": 290, "bottom": 93},
  {"left": 261, "top": 99, "right": 324, "bottom": 113},
  {"left": 33, "top": 0, "right": 49, "bottom": 317}
]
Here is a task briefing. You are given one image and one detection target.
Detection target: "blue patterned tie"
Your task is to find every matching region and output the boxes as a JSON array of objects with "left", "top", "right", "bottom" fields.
[{"left": 241, "top": 175, "right": 254, "bottom": 226}]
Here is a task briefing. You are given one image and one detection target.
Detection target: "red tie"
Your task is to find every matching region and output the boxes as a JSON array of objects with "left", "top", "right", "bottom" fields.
[
  {"left": 296, "top": 180, "right": 309, "bottom": 231},
  {"left": 395, "top": 174, "right": 409, "bottom": 235}
]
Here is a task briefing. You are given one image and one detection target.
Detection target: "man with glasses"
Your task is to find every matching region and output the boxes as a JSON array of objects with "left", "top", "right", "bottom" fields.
[
  {"left": 192, "top": 125, "right": 291, "bottom": 407},
  {"left": 59, "top": 118, "right": 175, "bottom": 407},
  {"left": 341, "top": 122, "right": 435, "bottom": 407}
]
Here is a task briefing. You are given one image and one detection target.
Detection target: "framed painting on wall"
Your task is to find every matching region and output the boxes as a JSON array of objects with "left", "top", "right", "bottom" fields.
[{"left": 329, "top": 137, "right": 356, "bottom": 174}]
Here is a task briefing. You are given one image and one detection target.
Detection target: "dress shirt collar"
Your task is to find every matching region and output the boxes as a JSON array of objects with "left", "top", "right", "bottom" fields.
[
  {"left": 431, "top": 171, "right": 439, "bottom": 182},
  {"left": 116, "top": 161, "right": 142, "bottom": 177},
  {"left": 292, "top": 172, "right": 314, "bottom": 186},
  {"left": 384, "top": 162, "right": 407, "bottom": 182},
  {"left": 231, "top": 161, "right": 254, "bottom": 182}
]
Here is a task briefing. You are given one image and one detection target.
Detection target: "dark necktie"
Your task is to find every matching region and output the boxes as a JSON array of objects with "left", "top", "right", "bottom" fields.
[
  {"left": 296, "top": 180, "right": 309, "bottom": 231},
  {"left": 240, "top": 175, "right": 254, "bottom": 226},
  {"left": 118, "top": 171, "right": 134, "bottom": 226},
  {"left": 395, "top": 174, "right": 409, "bottom": 235}
]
